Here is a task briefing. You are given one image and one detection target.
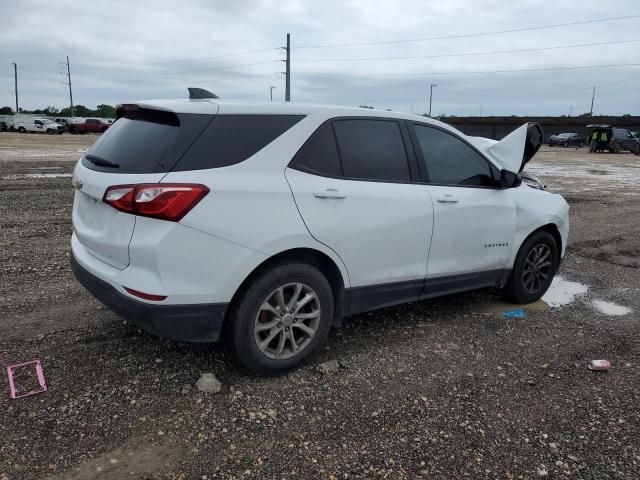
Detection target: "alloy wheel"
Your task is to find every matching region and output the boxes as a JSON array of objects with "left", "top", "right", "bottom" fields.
[
  {"left": 254, "top": 283, "right": 321, "bottom": 360},
  {"left": 522, "top": 243, "right": 553, "bottom": 294}
]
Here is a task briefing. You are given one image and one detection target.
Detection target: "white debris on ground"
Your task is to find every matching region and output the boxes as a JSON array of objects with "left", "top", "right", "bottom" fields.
[
  {"left": 195, "top": 372, "right": 222, "bottom": 393},
  {"left": 1, "top": 173, "right": 73, "bottom": 180},
  {"left": 542, "top": 276, "right": 589, "bottom": 308},
  {"left": 592, "top": 300, "right": 632, "bottom": 316},
  {"left": 0, "top": 147, "right": 84, "bottom": 160},
  {"left": 527, "top": 155, "right": 640, "bottom": 194}
]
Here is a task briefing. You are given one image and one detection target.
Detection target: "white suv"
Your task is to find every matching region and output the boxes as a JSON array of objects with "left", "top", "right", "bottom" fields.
[{"left": 71, "top": 91, "right": 569, "bottom": 375}]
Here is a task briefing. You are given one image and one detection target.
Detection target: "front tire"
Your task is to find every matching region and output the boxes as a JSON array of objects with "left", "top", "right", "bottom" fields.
[
  {"left": 18, "top": 126, "right": 26, "bottom": 133},
  {"left": 504, "top": 231, "right": 558, "bottom": 304},
  {"left": 228, "top": 262, "right": 334, "bottom": 376}
]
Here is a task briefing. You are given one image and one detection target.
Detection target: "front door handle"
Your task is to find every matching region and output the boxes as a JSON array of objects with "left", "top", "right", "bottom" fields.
[
  {"left": 436, "top": 194, "right": 459, "bottom": 204},
  {"left": 313, "top": 189, "right": 346, "bottom": 199}
]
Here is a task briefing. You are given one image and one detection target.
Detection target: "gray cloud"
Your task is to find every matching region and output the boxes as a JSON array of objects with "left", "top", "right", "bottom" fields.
[{"left": 1, "top": 0, "right": 638, "bottom": 115}]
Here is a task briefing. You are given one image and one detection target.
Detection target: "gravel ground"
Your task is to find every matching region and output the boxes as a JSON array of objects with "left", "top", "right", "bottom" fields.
[{"left": 0, "top": 133, "right": 639, "bottom": 479}]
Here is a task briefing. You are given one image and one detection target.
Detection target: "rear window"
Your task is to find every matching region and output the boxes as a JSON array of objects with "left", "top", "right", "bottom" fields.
[
  {"left": 82, "top": 111, "right": 303, "bottom": 174},
  {"left": 172, "top": 115, "right": 304, "bottom": 171},
  {"left": 82, "top": 109, "right": 211, "bottom": 174}
]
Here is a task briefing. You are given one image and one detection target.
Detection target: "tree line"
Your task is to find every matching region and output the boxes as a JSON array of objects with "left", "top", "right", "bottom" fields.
[{"left": 0, "top": 104, "right": 117, "bottom": 118}]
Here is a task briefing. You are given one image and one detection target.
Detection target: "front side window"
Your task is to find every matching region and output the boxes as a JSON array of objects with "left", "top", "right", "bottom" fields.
[
  {"left": 332, "top": 119, "right": 410, "bottom": 182},
  {"left": 412, "top": 124, "right": 496, "bottom": 187}
]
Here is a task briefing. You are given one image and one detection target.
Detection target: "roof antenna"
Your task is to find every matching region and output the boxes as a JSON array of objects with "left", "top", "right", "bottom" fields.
[{"left": 188, "top": 87, "right": 219, "bottom": 99}]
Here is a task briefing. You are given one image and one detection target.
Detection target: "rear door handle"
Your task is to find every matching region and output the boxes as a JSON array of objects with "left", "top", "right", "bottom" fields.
[
  {"left": 436, "top": 194, "right": 459, "bottom": 204},
  {"left": 313, "top": 189, "right": 346, "bottom": 199}
]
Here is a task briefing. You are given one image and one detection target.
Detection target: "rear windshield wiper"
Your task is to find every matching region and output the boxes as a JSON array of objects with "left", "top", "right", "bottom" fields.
[{"left": 85, "top": 153, "right": 120, "bottom": 168}]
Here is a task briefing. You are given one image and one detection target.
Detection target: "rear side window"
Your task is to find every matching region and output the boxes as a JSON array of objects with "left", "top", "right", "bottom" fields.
[
  {"left": 333, "top": 119, "right": 410, "bottom": 182},
  {"left": 289, "top": 123, "right": 342, "bottom": 177},
  {"left": 172, "top": 115, "right": 304, "bottom": 171},
  {"left": 412, "top": 124, "right": 495, "bottom": 187}
]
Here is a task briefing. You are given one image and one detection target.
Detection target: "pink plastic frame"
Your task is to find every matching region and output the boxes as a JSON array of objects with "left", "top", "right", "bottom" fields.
[{"left": 6, "top": 359, "right": 47, "bottom": 399}]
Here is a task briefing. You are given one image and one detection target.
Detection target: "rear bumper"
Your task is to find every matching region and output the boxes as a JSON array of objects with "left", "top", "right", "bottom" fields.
[{"left": 71, "top": 254, "right": 227, "bottom": 342}]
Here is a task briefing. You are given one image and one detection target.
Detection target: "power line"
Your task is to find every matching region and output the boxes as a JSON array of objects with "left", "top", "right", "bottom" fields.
[
  {"left": 295, "top": 39, "right": 640, "bottom": 63},
  {"left": 82, "top": 48, "right": 281, "bottom": 70},
  {"left": 325, "top": 63, "right": 640, "bottom": 77},
  {"left": 447, "top": 75, "right": 640, "bottom": 100},
  {"left": 293, "top": 0, "right": 513, "bottom": 36},
  {"left": 127, "top": 60, "right": 280, "bottom": 80},
  {"left": 296, "top": 14, "right": 640, "bottom": 49}
]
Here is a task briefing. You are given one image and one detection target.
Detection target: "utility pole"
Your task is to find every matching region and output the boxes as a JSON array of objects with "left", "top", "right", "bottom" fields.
[
  {"left": 12, "top": 62, "right": 18, "bottom": 114},
  {"left": 282, "top": 33, "right": 291, "bottom": 102},
  {"left": 589, "top": 86, "right": 596, "bottom": 116},
  {"left": 60, "top": 56, "right": 74, "bottom": 117},
  {"left": 270, "top": 86, "right": 275, "bottom": 101},
  {"left": 428, "top": 83, "right": 437, "bottom": 117},
  {"left": 568, "top": 104, "right": 573, "bottom": 117}
]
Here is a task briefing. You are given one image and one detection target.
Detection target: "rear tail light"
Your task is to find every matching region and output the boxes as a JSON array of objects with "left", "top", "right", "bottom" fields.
[{"left": 103, "top": 184, "right": 209, "bottom": 222}]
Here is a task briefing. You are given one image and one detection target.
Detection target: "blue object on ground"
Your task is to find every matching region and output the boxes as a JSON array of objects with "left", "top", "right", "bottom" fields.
[{"left": 502, "top": 309, "right": 525, "bottom": 318}]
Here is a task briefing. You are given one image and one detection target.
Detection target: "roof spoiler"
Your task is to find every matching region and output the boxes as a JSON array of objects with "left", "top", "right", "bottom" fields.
[
  {"left": 188, "top": 87, "right": 219, "bottom": 100},
  {"left": 488, "top": 122, "right": 543, "bottom": 173}
]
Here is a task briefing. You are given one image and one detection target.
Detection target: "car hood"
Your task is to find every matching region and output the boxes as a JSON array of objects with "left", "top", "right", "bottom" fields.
[{"left": 467, "top": 123, "right": 543, "bottom": 173}]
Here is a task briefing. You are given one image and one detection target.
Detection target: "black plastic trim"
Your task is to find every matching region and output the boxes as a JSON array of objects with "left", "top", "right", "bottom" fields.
[
  {"left": 71, "top": 255, "right": 227, "bottom": 343},
  {"left": 345, "top": 269, "right": 510, "bottom": 316}
]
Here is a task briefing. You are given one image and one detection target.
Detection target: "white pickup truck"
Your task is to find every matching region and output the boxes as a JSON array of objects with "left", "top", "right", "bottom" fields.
[{"left": 14, "top": 118, "right": 65, "bottom": 134}]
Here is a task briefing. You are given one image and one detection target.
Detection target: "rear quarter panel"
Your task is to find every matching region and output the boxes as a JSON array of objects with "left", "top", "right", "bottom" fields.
[{"left": 161, "top": 113, "right": 351, "bottom": 289}]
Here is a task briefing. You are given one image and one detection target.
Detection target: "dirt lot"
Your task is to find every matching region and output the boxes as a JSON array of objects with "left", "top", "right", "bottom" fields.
[{"left": 1, "top": 132, "right": 639, "bottom": 479}]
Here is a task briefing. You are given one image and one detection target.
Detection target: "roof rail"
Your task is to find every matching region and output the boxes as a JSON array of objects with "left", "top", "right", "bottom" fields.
[{"left": 188, "top": 87, "right": 219, "bottom": 100}]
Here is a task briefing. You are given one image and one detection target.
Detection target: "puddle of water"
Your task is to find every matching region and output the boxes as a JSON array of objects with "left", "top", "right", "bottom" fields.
[
  {"left": 480, "top": 299, "right": 549, "bottom": 314},
  {"left": 592, "top": 300, "right": 632, "bottom": 316},
  {"left": 1, "top": 173, "right": 72, "bottom": 180},
  {"left": 542, "top": 276, "right": 589, "bottom": 308}
]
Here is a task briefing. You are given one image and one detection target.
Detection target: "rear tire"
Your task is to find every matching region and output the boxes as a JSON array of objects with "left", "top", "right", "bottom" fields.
[
  {"left": 504, "top": 231, "right": 559, "bottom": 304},
  {"left": 228, "top": 262, "right": 334, "bottom": 376},
  {"left": 18, "top": 126, "right": 26, "bottom": 133}
]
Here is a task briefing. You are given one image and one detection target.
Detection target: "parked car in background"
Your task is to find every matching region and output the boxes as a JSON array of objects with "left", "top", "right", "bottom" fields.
[
  {"left": 14, "top": 118, "right": 65, "bottom": 134},
  {"left": 0, "top": 120, "right": 8, "bottom": 132},
  {"left": 70, "top": 92, "right": 569, "bottom": 375},
  {"left": 67, "top": 118, "right": 111, "bottom": 134},
  {"left": 548, "top": 132, "right": 583, "bottom": 147},
  {"left": 587, "top": 124, "right": 638, "bottom": 153}
]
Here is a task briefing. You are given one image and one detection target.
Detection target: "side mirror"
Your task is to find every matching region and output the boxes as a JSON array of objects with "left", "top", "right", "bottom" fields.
[{"left": 500, "top": 169, "right": 520, "bottom": 189}]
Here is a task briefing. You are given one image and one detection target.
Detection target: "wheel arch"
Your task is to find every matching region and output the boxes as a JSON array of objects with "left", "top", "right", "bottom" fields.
[
  {"left": 513, "top": 223, "right": 562, "bottom": 262},
  {"left": 225, "top": 247, "right": 348, "bottom": 331}
]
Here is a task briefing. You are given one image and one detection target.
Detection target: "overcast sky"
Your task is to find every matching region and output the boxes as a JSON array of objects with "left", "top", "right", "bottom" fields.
[{"left": 1, "top": 0, "right": 639, "bottom": 116}]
